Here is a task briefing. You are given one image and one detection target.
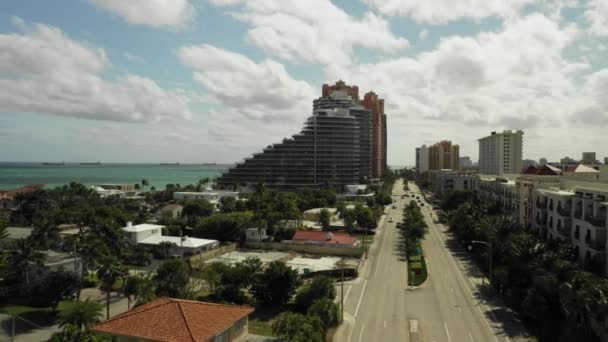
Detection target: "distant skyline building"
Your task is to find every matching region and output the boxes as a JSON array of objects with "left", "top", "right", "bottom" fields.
[
  {"left": 429, "top": 140, "right": 459, "bottom": 170},
  {"left": 605, "top": 157, "right": 608, "bottom": 165},
  {"left": 217, "top": 81, "right": 385, "bottom": 190},
  {"left": 539, "top": 157, "right": 548, "bottom": 166},
  {"left": 560, "top": 156, "right": 578, "bottom": 165},
  {"left": 582, "top": 152, "right": 597, "bottom": 164},
  {"left": 416, "top": 145, "right": 429, "bottom": 174},
  {"left": 522, "top": 159, "right": 538, "bottom": 169},
  {"left": 478, "top": 130, "right": 523, "bottom": 175},
  {"left": 459, "top": 156, "right": 473, "bottom": 169}
]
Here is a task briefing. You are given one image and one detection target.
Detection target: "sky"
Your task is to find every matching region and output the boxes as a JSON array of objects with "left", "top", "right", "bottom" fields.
[{"left": 0, "top": 0, "right": 607, "bottom": 166}]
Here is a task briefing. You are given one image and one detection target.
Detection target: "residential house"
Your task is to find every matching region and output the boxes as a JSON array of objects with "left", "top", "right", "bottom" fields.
[
  {"left": 123, "top": 222, "right": 218, "bottom": 256},
  {"left": 91, "top": 298, "right": 254, "bottom": 342},
  {"left": 160, "top": 204, "right": 183, "bottom": 219}
]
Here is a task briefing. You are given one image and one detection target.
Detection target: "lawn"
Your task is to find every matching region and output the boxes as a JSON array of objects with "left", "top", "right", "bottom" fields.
[
  {"left": 247, "top": 305, "right": 291, "bottom": 337},
  {"left": 408, "top": 241, "right": 428, "bottom": 287},
  {"left": 0, "top": 301, "right": 73, "bottom": 326}
]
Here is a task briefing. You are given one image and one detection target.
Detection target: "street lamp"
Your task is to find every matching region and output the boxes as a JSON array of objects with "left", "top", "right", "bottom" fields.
[{"left": 468, "top": 240, "right": 492, "bottom": 287}]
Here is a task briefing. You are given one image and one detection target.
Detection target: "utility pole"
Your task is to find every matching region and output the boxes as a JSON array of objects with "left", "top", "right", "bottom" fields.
[{"left": 469, "top": 240, "right": 493, "bottom": 286}]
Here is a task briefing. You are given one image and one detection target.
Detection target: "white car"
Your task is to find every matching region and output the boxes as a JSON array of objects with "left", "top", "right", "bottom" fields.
[{"left": 389, "top": 218, "right": 394, "bottom": 223}]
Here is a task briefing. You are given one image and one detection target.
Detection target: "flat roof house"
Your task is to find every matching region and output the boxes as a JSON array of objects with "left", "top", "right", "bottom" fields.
[
  {"left": 91, "top": 297, "right": 254, "bottom": 342},
  {"left": 123, "top": 222, "right": 219, "bottom": 256}
]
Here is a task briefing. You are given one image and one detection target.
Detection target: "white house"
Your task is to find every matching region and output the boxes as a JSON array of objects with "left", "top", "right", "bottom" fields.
[
  {"left": 122, "top": 222, "right": 218, "bottom": 255},
  {"left": 173, "top": 191, "right": 239, "bottom": 202}
]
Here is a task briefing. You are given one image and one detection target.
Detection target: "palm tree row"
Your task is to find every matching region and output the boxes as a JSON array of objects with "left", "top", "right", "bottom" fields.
[
  {"left": 398, "top": 201, "right": 428, "bottom": 258},
  {"left": 447, "top": 199, "right": 608, "bottom": 342}
]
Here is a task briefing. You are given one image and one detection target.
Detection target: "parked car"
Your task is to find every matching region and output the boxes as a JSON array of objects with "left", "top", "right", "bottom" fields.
[{"left": 392, "top": 205, "right": 397, "bottom": 209}]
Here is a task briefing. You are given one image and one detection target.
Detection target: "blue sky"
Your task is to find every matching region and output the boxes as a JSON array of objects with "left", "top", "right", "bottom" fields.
[{"left": 0, "top": 0, "right": 607, "bottom": 165}]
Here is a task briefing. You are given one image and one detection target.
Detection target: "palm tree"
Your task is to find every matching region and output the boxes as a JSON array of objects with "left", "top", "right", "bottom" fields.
[
  {"left": 141, "top": 179, "right": 149, "bottom": 192},
  {"left": 10, "top": 238, "right": 45, "bottom": 288},
  {"left": 57, "top": 298, "right": 103, "bottom": 331},
  {"left": 97, "top": 258, "right": 128, "bottom": 319}
]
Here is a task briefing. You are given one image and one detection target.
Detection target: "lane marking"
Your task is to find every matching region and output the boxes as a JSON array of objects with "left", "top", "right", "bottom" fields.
[
  {"left": 458, "top": 306, "right": 463, "bottom": 313},
  {"left": 358, "top": 324, "right": 366, "bottom": 342},
  {"left": 444, "top": 322, "right": 453, "bottom": 342},
  {"left": 354, "top": 279, "right": 368, "bottom": 318},
  {"left": 469, "top": 332, "right": 475, "bottom": 342},
  {"left": 383, "top": 320, "right": 387, "bottom": 328},
  {"left": 344, "top": 284, "right": 352, "bottom": 304}
]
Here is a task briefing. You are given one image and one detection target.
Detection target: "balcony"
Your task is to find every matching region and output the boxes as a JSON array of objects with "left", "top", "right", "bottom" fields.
[
  {"left": 574, "top": 210, "right": 583, "bottom": 219},
  {"left": 587, "top": 240, "right": 606, "bottom": 252},
  {"left": 557, "top": 205, "right": 571, "bottom": 217},
  {"left": 557, "top": 222, "right": 572, "bottom": 237},
  {"left": 585, "top": 214, "right": 607, "bottom": 228},
  {"left": 536, "top": 201, "right": 547, "bottom": 210}
]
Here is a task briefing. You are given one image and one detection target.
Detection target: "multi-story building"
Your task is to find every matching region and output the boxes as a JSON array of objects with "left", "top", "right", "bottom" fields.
[
  {"left": 532, "top": 181, "right": 608, "bottom": 274},
  {"left": 416, "top": 145, "right": 429, "bottom": 174},
  {"left": 539, "top": 158, "right": 548, "bottom": 166},
  {"left": 478, "top": 130, "right": 523, "bottom": 175},
  {"left": 582, "top": 152, "right": 597, "bottom": 164},
  {"left": 362, "top": 91, "right": 387, "bottom": 178},
  {"left": 428, "top": 170, "right": 479, "bottom": 196},
  {"left": 459, "top": 156, "right": 473, "bottom": 169},
  {"left": 429, "top": 140, "right": 459, "bottom": 170},
  {"left": 217, "top": 82, "right": 381, "bottom": 190}
]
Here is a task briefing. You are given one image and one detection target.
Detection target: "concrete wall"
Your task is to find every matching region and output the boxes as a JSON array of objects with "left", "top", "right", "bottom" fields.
[
  {"left": 243, "top": 241, "right": 364, "bottom": 257},
  {"left": 188, "top": 243, "right": 238, "bottom": 268}
]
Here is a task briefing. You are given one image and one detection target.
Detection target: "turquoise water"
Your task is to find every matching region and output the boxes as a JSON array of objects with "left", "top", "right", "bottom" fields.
[{"left": 0, "top": 163, "right": 229, "bottom": 190}]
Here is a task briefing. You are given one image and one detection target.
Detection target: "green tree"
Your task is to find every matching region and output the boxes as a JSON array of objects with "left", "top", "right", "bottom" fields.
[
  {"left": 57, "top": 299, "right": 103, "bottom": 331},
  {"left": 251, "top": 261, "right": 300, "bottom": 306},
  {"left": 307, "top": 298, "right": 340, "bottom": 331},
  {"left": 9, "top": 237, "right": 45, "bottom": 288},
  {"left": 295, "top": 275, "right": 336, "bottom": 310},
  {"left": 319, "top": 209, "right": 331, "bottom": 231},
  {"left": 271, "top": 312, "right": 324, "bottom": 342},
  {"left": 219, "top": 196, "right": 237, "bottom": 213},
  {"left": 141, "top": 179, "right": 149, "bottom": 192},
  {"left": 97, "top": 258, "right": 128, "bottom": 319},
  {"left": 30, "top": 270, "right": 80, "bottom": 311},
  {"left": 182, "top": 200, "right": 215, "bottom": 226},
  {"left": 157, "top": 241, "right": 176, "bottom": 259},
  {"left": 154, "top": 259, "right": 190, "bottom": 298},
  {"left": 194, "top": 212, "right": 252, "bottom": 241}
]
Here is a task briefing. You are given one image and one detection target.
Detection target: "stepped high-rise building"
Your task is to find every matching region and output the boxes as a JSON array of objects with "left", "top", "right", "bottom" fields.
[
  {"left": 217, "top": 81, "right": 385, "bottom": 190},
  {"left": 478, "top": 130, "right": 523, "bottom": 175}
]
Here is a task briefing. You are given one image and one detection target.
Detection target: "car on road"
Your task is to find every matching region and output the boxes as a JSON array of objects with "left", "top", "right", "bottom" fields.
[
  {"left": 392, "top": 205, "right": 397, "bottom": 209},
  {"left": 432, "top": 205, "right": 440, "bottom": 210},
  {"left": 389, "top": 218, "right": 394, "bottom": 223}
]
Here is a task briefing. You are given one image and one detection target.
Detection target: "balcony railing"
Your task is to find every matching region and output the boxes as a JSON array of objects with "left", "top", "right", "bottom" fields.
[
  {"left": 557, "top": 206, "right": 571, "bottom": 217},
  {"left": 587, "top": 240, "right": 606, "bottom": 252},
  {"left": 585, "top": 214, "right": 607, "bottom": 228}
]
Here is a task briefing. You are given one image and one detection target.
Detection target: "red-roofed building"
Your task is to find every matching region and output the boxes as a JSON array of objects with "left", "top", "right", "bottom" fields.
[
  {"left": 290, "top": 231, "right": 360, "bottom": 247},
  {"left": 90, "top": 298, "right": 254, "bottom": 342}
]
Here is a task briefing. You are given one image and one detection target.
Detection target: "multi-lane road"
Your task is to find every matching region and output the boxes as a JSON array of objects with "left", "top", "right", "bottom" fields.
[{"left": 335, "top": 179, "right": 529, "bottom": 342}]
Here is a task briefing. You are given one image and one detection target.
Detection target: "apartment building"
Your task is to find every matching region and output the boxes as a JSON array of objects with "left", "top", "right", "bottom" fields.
[
  {"left": 532, "top": 181, "right": 608, "bottom": 274},
  {"left": 428, "top": 170, "right": 479, "bottom": 196},
  {"left": 429, "top": 140, "right": 459, "bottom": 170},
  {"left": 478, "top": 130, "right": 523, "bottom": 175},
  {"left": 415, "top": 145, "right": 429, "bottom": 174}
]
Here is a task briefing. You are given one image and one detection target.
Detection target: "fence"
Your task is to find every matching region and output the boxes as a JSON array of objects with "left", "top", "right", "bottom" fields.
[
  {"left": 243, "top": 242, "right": 364, "bottom": 258},
  {"left": 188, "top": 243, "right": 238, "bottom": 268}
]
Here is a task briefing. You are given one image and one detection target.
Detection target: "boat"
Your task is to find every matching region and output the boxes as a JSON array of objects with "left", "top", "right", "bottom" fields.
[
  {"left": 80, "top": 161, "right": 102, "bottom": 165},
  {"left": 42, "top": 161, "right": 65, "bottom": 165},
  {"left": 160, "top": 162, "right": 180, "bottom": 166}
]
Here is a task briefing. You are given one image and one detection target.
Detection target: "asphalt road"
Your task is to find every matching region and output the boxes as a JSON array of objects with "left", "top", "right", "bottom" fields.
[{"left": 335, "top": 179, "right": 528, "bottom": 342}]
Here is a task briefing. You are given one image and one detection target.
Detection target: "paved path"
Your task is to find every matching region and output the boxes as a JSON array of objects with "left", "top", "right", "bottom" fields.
[{"left": 334, "top": 179, "right": 530, "bottom": 342}]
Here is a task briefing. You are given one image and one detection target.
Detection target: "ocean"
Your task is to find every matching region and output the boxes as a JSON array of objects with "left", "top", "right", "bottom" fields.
[{"left": 0, "top": 163, "right": 230, "bottom": 190}]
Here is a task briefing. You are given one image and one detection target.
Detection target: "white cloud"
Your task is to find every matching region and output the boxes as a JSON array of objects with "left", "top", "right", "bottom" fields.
[
  {"left": 178, "top": 44, "right": 315, "bottom": 122},
  {"left": 90, "top": 0, "right": 195, "bottom": 28},
  {"left": 326, "top": 14, "right": 595, "bottom": 161},
  {"left": 124, "top": 52, "right": 145, "bottom": 63},
  {"left": 419, "top": 29, "right": 428, "bottom": 40},
  {"left": 208, "top": 0, "right": 408, "bottom": 67},
  {"left": 0, "top": 20, "right": 192, "bottom": 122},
  {"left": 362, "top": 0, "right": 534, "bottom": 24},
  {"left": 586, "top": 0, "right": 608, "bottom": 36}
]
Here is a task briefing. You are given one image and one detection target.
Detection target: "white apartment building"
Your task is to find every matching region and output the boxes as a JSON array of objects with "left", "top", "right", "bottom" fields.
[
  {"left": 122, "top": 222, "right": 219, "bottom": 256},
  {"left": 478, "top": 130, "right": 523, "bottom": 175},
  {"left": 415, "top": 145, "right": 429, "bottom": 174}
]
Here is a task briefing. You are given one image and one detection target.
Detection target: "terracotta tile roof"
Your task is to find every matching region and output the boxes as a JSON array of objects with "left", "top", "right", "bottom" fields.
[
  {"left": 535, "top": 164, "right": 561, "bottom": 175},
  {"left": 90, "top": 298, "right": 254, "bottom": 342},
  {"left": 292, "top": 231, "right": 359, "bottom": 246},
  {"left": 522, "top": 165, "right": 538, "bottom": 175},
  {"left": 563, "top": 164, "right": 599, "bottom": 173}
]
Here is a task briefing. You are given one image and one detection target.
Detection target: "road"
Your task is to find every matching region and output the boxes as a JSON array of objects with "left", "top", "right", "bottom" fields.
[{"left": 335, "top": 179, "right": 528, "bottom": 342}]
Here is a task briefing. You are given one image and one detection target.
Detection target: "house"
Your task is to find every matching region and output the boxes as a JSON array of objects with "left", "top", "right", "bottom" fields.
[
  {"left": 90, "top": 298, "right": 254, "bottom": 342},
  {"left": 122, "top": 222, "right": 219, "bottom": 256},
  {"left": 173, "top": 191, "right": 240, "bottom": 202},
  {"left": 160, "top": 204, "right": 183, "bottom": 219},
  {"left": 302, "top": 208, "right": 338, "bottom": 222},
  {"left": 288, "top": 231, "right": 360, "bottom": 247},
  {"left": 244, "top": 228, "right": 268, "bottom": 242}
]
